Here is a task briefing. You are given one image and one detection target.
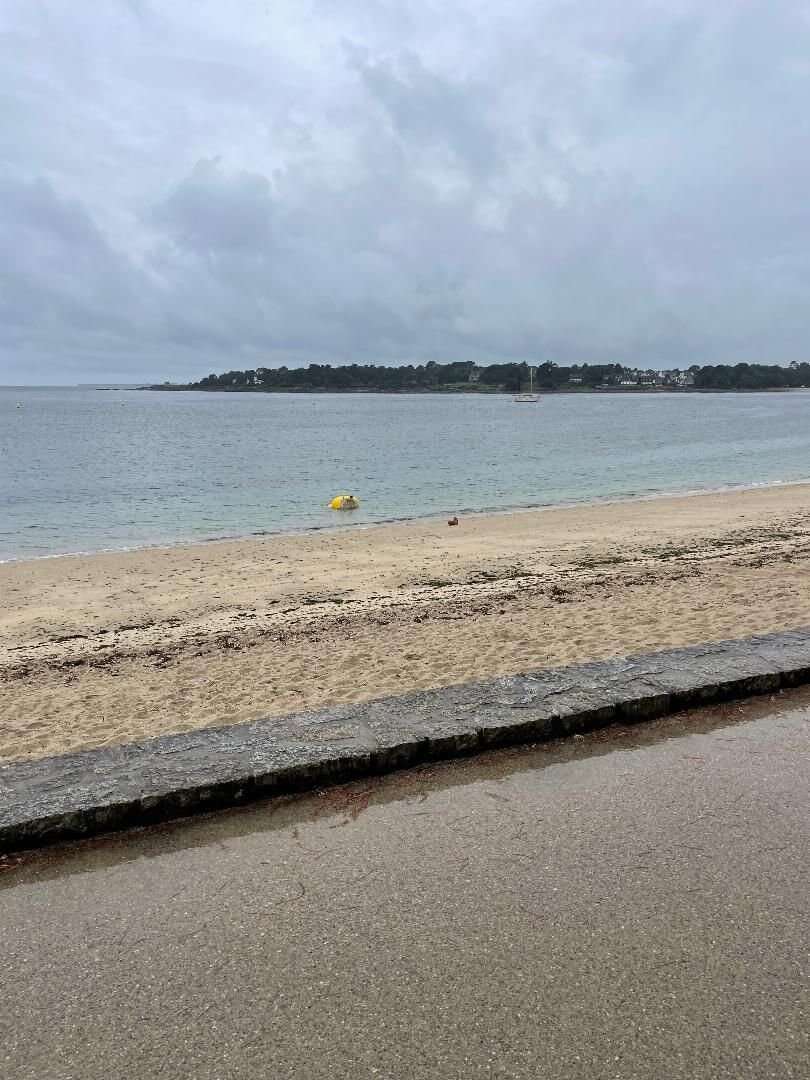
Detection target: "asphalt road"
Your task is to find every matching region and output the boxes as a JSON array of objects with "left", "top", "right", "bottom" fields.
[{"left": 2, "top": 689, "right": 809, "bottom": 1079}]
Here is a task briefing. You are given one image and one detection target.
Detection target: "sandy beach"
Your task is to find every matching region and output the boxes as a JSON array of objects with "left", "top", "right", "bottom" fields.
[{"left": 2, "top": 483, "right": 810, "bottom": 763}]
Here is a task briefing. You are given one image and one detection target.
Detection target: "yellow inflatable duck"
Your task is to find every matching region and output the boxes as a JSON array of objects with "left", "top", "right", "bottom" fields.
[{"left": 329, "top": 494, "right": 360, "bottom": 510}]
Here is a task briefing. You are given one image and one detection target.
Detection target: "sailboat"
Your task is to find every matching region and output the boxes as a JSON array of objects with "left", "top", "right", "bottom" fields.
[{"left": 514, "top": 366, "right": 540, "bottom": 403}]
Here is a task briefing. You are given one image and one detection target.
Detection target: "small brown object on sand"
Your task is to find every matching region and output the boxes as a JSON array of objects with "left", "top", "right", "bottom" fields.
[{"left": 447, "top": 516, "right": 459, "bottom": 526}]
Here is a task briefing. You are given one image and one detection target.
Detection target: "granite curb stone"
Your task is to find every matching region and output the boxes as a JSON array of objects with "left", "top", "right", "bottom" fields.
[{"left": 3, "top": 627, "right": 810, "bottom": 852}]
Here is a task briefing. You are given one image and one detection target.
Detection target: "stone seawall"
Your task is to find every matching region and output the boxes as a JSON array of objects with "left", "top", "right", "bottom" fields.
[{"left": 3, "top": 628, "right": 810, "bottom": 852}]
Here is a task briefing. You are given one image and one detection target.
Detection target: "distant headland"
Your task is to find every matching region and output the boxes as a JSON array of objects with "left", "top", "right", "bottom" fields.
[{"left": 144, "top": 360, "right": 810, "bottom": 394}]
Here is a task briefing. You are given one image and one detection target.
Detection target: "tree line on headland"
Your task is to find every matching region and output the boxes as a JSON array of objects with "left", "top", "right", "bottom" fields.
[{"left": 151, "top": 360, "right": 810, "bottom": 394}]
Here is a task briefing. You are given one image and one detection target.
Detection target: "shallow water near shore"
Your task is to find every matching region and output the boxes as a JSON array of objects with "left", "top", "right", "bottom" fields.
[{"left": 4, "top": 385, "right": 810, "bottom": 560}]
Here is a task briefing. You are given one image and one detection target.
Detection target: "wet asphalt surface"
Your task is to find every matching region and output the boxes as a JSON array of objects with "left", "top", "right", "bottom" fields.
[{"left": 1, "top": 689, "right": 809, "bottom": 1080}]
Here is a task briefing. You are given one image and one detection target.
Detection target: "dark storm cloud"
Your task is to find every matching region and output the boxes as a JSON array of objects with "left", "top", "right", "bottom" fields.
[{"left": 2, "top": 1, "right": 810, "bottom": 382}]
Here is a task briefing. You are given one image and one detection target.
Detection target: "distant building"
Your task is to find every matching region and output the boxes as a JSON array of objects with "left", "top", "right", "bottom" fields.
[
  {"left": 660, "top": 370, "right": 694, "bottom": 387},
  {"left": 468, "top": 366, "right": 482, "bottom": 383},
  {"left": 637, "top": 370, "right": 664, "bottom": 386}
]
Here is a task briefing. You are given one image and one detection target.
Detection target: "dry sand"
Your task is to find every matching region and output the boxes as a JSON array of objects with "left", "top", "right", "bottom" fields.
[{"left": 3, "top": 484, "right": 810, "bottom": 763}]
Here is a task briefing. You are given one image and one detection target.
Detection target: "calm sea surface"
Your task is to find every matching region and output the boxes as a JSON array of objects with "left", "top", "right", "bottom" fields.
[{"left": 2, "top": 386, "right": 810, "bottom": 561}]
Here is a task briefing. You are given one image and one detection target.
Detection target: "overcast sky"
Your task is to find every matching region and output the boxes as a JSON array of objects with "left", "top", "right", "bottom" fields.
[{"left": 2, "top": 1, "right": 809, "bottom": 383}]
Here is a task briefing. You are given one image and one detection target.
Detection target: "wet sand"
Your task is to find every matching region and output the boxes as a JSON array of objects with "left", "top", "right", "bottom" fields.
[{"left": 3, "top": 483, "right": 810, "bottom": 762}]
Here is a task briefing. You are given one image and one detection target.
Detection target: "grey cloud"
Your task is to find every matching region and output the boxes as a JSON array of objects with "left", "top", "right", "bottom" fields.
[
  {"left": 2, "top": 1, "right": 810, "bottom": 382},
  {"left": 151, "top": 159, "right": 274, "bottom": 254},
  {"left": 0, "top": 176, "right": 152, "bottom": 337},
  {"left": 347, "top": 46, "right": 501, "bottom": 176}
]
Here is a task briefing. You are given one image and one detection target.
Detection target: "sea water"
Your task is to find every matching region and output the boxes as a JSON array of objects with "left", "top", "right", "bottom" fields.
[{"left": 2, "top": 386, "right": 810, "bottom": 560}]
